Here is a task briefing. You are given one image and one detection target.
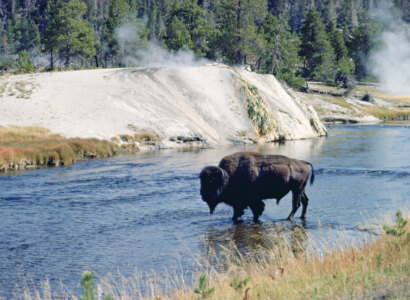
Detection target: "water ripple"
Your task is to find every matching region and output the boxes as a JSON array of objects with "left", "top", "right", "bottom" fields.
[{"left": 315, "top": 167, "right": 410, "bottom": 178}]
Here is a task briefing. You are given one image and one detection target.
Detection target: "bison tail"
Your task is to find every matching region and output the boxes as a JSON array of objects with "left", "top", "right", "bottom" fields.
[{"left": 306, "top": 162, "right": 315, "bottom": 185}]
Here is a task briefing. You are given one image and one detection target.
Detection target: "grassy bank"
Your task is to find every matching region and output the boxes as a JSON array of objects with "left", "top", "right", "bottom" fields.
[
  {"left": 362, "top": 106, "right": 410, "bottom": 121},
  {"left": 0, "top": 126, "right": 120, "bottom": 172},
  {"left": 167, "top": 213, "right": 409, "bottom": 300},
  {"left": 17, "top": 213, "right": 409, "bottom": 299},
  {"left": 302, "top": 82, "right": 410, "bottom": 123}
]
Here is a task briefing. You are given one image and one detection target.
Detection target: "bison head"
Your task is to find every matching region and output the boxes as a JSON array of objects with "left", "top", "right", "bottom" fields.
[{"left": 199, "top": 166, "right": 229, "bottom": 214}]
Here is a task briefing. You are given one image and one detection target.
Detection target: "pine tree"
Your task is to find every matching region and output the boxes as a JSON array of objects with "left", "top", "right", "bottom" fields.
[
  {"left": 58, "top": 0, "right": 96, "bottom": 66},
  {"left": 323, "top": 0, "right": 336, "bottom": 25},
  {"left": 214, "top": 0, "right": 266, "bottom": 65},
  {"left": 337, "top": 0, "right": 357, "bottom": 27},
  {"left": 326, "top": 20, "right": 354, "bottom": 86},
  {"left": 326, "top": 21, "right": 347, "bottom": 62},
  {"left": 41, "top": 0, "right": 61, "bottom": 68},
  {"left": 18, "top": 19, "right": 40, "bottom": 52},
  {"left": 166, "top": 15, "right": 194, "bottom": 51},
  {"left": 155, "top": 9, "right": 167, "bottom": 42},
  {"left": 261, "top": 13, "right": 305, "bottom": 88},
  {"left": 41, "top": 0, "right": 96, "bottom": 67},
  {"left": 18, "top": 50, "right": 34, "bottom": 73},
  {"left": 103, "top": 0, "right": 130, "bottom": 66},
  {"left": 267, "top": 0, "right": 286, "bottom": 16},
  {"left": 349, "top": 20, "right": 378, "bottom": 79},
  {"left": 299, "top": 8, "right": 336, "bottom": 82},
  {"left": 5, "top": 19, "right": 16, "bottom": 54},
  {"left": 213, "top": 0, "right": 239, "bottom": 63},
  {"left": 342, "top": 23, "right": 350, "bottom": 45},
  {"left": 148, "top": 1, "right": 158, "bottom": 41},
  {"left": 179, "top": 0, "right": 209, "bottom": 56}
]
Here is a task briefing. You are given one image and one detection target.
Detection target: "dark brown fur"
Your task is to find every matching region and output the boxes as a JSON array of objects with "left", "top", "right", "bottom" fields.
[{"left": 200, "top": 151, "right": 314, "bottom": 222}]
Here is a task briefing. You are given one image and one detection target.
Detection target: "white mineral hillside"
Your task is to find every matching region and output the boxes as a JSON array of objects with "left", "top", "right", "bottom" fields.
[{"left": 0, "top": 65, "right": 326, "bottom": 147}]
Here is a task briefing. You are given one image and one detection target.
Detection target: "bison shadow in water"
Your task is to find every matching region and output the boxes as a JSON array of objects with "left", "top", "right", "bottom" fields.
[
  {"left": 201, "top": 222, "right": 309, "bottom": 263},
  {"left": 199, "top": 151, "right": 314, "bottom": 222}
]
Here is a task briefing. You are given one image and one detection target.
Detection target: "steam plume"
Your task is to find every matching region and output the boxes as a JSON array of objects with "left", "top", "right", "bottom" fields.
[
  {"left": 115, "top": 20, "right": 208, "bottom": 68},
  {"left": 369, "top": 1, "right": 410, "bottom": 95}
]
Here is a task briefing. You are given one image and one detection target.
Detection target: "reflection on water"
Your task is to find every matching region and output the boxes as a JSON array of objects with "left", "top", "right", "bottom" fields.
[
  {"left": 0, "top": 125, "right": 409, "bottom": 297},
  {"left": 201, "top": 221, "right": 309, "bottom": 266}
]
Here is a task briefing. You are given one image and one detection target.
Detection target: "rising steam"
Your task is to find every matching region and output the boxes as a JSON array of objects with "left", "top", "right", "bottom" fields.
[
  {"left": 369, "top": 1, "right": 410, "bottom": 95},
  {"left": 114, "top": 20, "right": 208, "bottom": 68}
]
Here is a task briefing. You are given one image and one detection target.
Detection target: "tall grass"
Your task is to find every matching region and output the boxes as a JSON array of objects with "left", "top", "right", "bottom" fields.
[
  {"left": 15, "top": 213, "right": 409, "bottom": 299},
  {"left": 362, "top": 106, "right": 410, "bottom": 121},
  {"left": 353, "top": 85, "right": 410, "bottom": 104},
  {"left": 162, "top": 214, "right": 409, "bottom": 300},
  {"left": 0, "top": 126, "right": 120, "bottom": 172}
]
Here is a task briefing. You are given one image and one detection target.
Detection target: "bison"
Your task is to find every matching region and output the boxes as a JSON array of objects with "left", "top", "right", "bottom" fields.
[{"left": 199, "top": 151, "right": 314, "bottom": 222}]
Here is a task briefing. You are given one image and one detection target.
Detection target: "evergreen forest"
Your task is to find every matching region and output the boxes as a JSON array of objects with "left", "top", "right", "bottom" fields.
[{"left": 0, "top": 0, "right": 409, "bottom": 89}]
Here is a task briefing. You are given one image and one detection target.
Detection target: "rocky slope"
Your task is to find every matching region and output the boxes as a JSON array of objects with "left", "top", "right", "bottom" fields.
[{"left": 0, "top": 65, "right": 326, "bottom": 149}]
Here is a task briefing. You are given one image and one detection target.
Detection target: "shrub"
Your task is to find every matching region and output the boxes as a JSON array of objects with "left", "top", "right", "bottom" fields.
[
  {"left": 80, "top": 271, "right": 95, "bottom": 300},
  {"left": 194, "top": 274, "right": 214, "bottom": 299},
  {"left": 18, "top": 50, "right": 34, "bottom": 73}
]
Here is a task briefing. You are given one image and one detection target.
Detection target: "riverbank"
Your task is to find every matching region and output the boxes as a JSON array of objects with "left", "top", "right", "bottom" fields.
[
  {"left": 299, "top": 82, "right": 410, "bottom": 124},
  {"left": 0, "top": 126, "right": 121, "bottom": 172},
  {"left": 17, "top": 213, "right": 409, "bottom": 299},
  {"left": 0, "top": 65, "right": 328, "bottom": 172}
]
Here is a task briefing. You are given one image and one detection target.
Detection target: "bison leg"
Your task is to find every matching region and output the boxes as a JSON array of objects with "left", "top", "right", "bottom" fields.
[
  {"left": 300, "top": 192, "right": 309, "bottom": 220},
  {"left": 250, "top": 200, "right": 265, "bottom": 223},
  {"left": 232, "top": 206, "right": 245, "bottom": 222},
  {"left": 287, "top": 191, "right": 302, "bottom": 221}
]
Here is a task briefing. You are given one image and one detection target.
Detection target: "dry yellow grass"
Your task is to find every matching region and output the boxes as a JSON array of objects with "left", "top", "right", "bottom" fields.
[
  {"left": 0, "top": 126, "right": 120, "bottom": 171},
  {"left": 164, "top": 223, "right": 409, "bottom": 300},
  {"left": 114, "top": 132, "right": 161, "bottom": 152},
  {"left": 307, "top": 82, "right": 410, "bottom": 104},
  {"left": 325, "top": 96, "right": 354, "bottom": 110},
  {"left": 307, "top": 82, "right": 344, "bottom": 95},
  {"left": 13, "top": 210, "right": 409, "bottom": 300},
  {"left": 118, "top": 132, "right": 161, "bottom": 143},
  {"left": 373, "top": 94, "right": 410, "bottom": 104},
  {"left": 353, "top": 85, "right": 410, "bottom": 104},
  {"left": 133, "top": 132, "right": 161, "bottom": 142},
  {"left": 362, "top": 106, "right": 410, "bottom": 121}
]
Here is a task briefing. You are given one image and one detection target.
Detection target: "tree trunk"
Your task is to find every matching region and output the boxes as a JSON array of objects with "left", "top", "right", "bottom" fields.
[
  {"left": 65, "top": 51, "right": 70, "bottom": 66},
  {"left": 236, "top": 0, "right": 242, "bottom": 65},
  {"left": 11, "top": 0, "right": 15, "bottom": 15},
  {"left": 50, "top": 49, "right": 54, "bottom": 69},
  {"left": 270, "top": 40, "right": 279, "bottom": 74},
  {"left": 94, "top": 55, "right": 99, "bottom": 67},
  {"left": 270, "top": 3, "right": 288, "bottom": 74}
]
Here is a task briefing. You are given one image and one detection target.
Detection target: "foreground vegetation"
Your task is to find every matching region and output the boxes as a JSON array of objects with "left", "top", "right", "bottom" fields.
[
  {"left": 17, "top": 212, "right": 409, "bottom": 299},
  {"left": 0, "top": 126, "right": 120, "bottom": 172}
]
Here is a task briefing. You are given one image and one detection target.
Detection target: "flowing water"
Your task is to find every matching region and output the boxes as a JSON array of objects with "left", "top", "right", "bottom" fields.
[{"left": 0, "top": 125, "right": 409, "bottom": 298}]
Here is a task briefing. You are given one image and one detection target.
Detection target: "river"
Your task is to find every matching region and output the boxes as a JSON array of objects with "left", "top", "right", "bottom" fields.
[{"left": 0, "top": 125, "right": 409, "bottom": 298}]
